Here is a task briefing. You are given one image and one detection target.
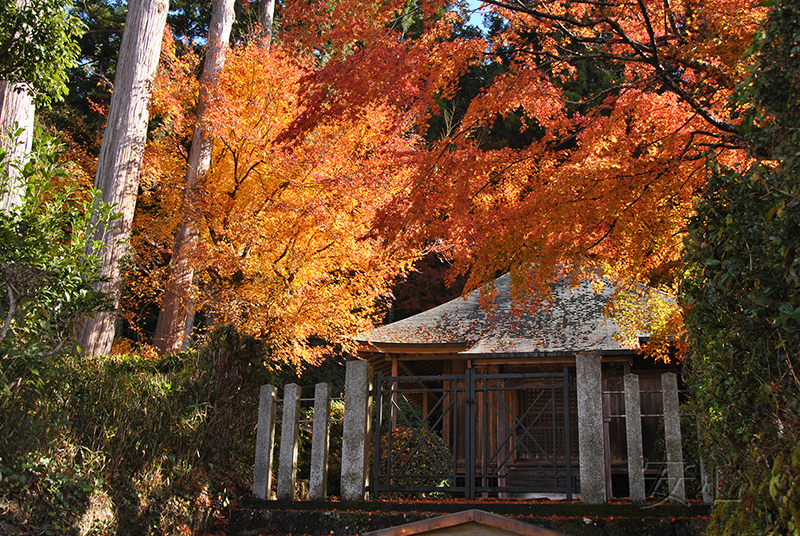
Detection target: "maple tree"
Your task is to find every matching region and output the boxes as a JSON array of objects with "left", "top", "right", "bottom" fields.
[
  {"left": 121, "top": 0, "right": 771, "bottom": 361},
  {"left": 286, "top": 0, "right": 760, "bottom": 297},
  {"left": 137, "top": 40, "right": 419, "bottom": 365},
  {"left": 62, "top": 0, "right": 768, "bottom": 360},
  {"left": 153, "top": 0, "right": 279, "bottom": 355}
]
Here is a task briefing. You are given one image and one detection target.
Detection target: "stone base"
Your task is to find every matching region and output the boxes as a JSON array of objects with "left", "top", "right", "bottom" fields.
[{"left": 229, "top": 500, "right": 710, "bottom": 536}]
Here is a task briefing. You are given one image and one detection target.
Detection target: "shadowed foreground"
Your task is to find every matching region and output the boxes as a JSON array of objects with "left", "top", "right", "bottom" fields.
[{"left": 229, "top": 499, "right": 710, "bottom": 536}]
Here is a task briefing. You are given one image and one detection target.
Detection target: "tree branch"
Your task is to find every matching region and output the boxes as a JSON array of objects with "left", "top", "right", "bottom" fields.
[
  {"left": 481, "top": 0, "right": 743, "bottom": 136},
  {"left": 0, "top": 284, "right": 17, "bottom": 345}
]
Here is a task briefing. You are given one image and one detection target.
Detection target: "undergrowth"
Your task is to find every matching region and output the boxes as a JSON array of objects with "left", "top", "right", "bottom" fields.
[{"left": 0, "top": 326, "right": 272, "bottom": 535}]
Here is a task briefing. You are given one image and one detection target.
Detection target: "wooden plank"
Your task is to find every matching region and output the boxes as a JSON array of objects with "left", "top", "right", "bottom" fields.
[{"left": 359, "top": 342, "right": 470, "bottom": 355}]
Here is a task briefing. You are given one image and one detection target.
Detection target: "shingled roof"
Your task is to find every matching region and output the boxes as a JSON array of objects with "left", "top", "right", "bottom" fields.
[{"left": 357, "top": 274, "right": 647, "bottom": 356}]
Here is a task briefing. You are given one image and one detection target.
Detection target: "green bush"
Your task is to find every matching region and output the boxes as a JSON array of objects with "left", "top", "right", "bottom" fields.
[
  {"left": 0, "top": 130, "right": 113, "bottom": 374},
  {"left": 1, "top": 326, "right": 273, "bottom": 535},
  {"left": 681, "top": 1, "right": 800, "bottom": 533},
  {"left": 377, "top": 425, "right": 453, "bottom": 499}
]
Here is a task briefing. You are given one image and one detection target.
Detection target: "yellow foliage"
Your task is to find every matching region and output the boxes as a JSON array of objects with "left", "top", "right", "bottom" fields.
[{"left": 138, "top": 41, "right": 420, "bottom": 366}]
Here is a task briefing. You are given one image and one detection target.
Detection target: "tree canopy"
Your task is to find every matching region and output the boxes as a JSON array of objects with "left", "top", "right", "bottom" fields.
[
  {"left": 682, "top": 0, "right": 800, "bottom": 532},
  {"left": 90, "top": 0, "right": 773, "bottom": 361},
  {"left": 286, "top": 0, "right": 762, "bottom": 290},
  {"left": 3, "top": 0, "right": 800, "bottom": 532},
  {"left": 134, "top": 38, "right": 418, "bottom": 365},
  {"left": 0, "top": 0, "right": 84, "bottom": 104},
  {"left": 259, "top": 0, "right": 767, "bottom": 358}
]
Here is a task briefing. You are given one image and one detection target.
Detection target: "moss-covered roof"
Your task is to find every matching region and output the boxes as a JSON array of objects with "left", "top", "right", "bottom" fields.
[{"left": 357, "top": 274, "right": 645, "bottom": 356}]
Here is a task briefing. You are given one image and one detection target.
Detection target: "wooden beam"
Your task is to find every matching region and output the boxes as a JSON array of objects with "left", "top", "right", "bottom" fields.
[
  {"left": 463, "top": 355, "right": 633, "bottom": 366},
  {"left": 394, "top": 353, "right": 463, "bottom": 361},
  {"left": 362, "top": 509, "right": 568, "bottom": 536},
  {"left": 358, "top": 342, "right": 470, "bottom": 355}
]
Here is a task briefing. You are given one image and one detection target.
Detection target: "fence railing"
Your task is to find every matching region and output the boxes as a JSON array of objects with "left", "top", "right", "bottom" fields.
[{"left": 252, "top": 354, "right": 712, "bottom": 504}]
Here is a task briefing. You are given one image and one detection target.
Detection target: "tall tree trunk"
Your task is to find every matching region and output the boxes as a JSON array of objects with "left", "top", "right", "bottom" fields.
[
  {"left": 259, "top": 0, "right": 276, "bottom": 47},
  {"left": 77, "top": 0, "right": 169, "bottom": 357},
  {"left": 0, "top": 82, "right": 35, "bottom": 210},
  {"left": 152, "top": 0, "right": 235, "bottom": 354}
]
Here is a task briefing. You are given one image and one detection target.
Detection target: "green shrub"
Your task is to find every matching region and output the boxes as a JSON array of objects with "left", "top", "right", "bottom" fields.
[
  {"left": 377, "top": 425, "right": 453, "bottom": 499},
  {"left": 681, "top": 2, "right": 800, "bottom": 533},
  {"left": 1, "top": 326, "right": 273, "bottom": 535}
]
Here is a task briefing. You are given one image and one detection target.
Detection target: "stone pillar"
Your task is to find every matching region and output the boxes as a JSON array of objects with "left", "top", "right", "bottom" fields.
[
  {"left": 253, "top": 385, "right": 278, "bottom": 499},
  {"left": 698, "top": 420, "right": 713, "bottom": 505},
  {"left": 624, "top": 374, "right": 646, "bottom": 504},
  {"left": 662, "top": 372, "right": 686, "bottom": 504},
  {"left": 340, "top": 360, "right": 372, "bottom": 502},
  {"left": 576, "top": 352, "right": 606, "bottom": 504},
  {"left": 309, "top": 382, "right": 332, "bottom": 501},
  {"left": 277, "top": 383, "right": 302, "bottom": 500}
]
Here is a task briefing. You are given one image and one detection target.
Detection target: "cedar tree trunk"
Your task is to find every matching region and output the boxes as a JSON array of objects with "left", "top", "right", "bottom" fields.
[
  {"left": 0, "top": 82, "right": 35, "bottom": 210},
  {"left": 152, "top": 0, "right": 235, "bottom": 353},
  {"left": 259, "top": 0, "right": 275, "bottom": 46},
  {"left": 77, "top": 0, "right": 169, "bottom": 356}
]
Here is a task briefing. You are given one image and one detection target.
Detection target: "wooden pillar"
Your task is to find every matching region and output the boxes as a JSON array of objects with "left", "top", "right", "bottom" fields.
[{"left": 422, "top": 391, "right": 429, "bottom": 426}]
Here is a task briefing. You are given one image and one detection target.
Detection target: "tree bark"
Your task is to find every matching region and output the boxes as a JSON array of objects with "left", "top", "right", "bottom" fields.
[
  {"left": 77, "top": 0, "right": 169, "bottom": 357},
  {"left": 152, "top": 0, "right": 235, "bottom": 354},
  {"left": 0, "top": 82, "right": 35, "bottom": 210},
  {"left": 259, "top": 0, "right": 276, "bottom": 47}
]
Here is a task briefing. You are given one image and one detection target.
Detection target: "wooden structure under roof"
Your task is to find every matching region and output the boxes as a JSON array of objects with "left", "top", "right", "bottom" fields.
[{"left": 355, "top": 274, "right": 678, "bottom": 499}]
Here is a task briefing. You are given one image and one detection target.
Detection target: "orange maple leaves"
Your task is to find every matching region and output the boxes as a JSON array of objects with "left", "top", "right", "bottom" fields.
[
  {"left": 140, "top": 38, "right": 420, "bottom": 365},
  {"left": 285, "top": 0, "right": 766, "bottom": 358},
  {"left": 130, "top": 0, "right": 769, "bottom": 363}
]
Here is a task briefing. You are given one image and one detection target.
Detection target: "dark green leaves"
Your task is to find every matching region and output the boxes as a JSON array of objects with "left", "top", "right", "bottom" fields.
[
  {"left": 0, "top": 129, "right": 115, "bottom": 361},
  {"left": 681, "top": 1, "right": 800, "bottom": 533},
  {"left": 0, "top": 0, "right": 85, "bottom": 105}
]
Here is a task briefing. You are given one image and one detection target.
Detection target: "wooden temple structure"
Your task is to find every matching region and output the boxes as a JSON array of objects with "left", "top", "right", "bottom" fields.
[{"left": 354, "top": 274, "right": 677, "bottom": 499}]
